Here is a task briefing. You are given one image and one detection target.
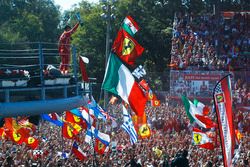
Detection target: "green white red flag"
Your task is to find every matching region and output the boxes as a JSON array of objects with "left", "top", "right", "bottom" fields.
[
  {"left": 122, "top": 15, "right": 140, "bottom": 36},
  {"left": 102, "top": 53, "right": 147, "bottom": 116},
  {"left": 182, "top": 96, "right": 216, "bottom": 129}
]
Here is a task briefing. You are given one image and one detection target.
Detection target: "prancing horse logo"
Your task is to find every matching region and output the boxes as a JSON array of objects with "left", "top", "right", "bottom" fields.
[{"left": 122, "top": 38, "right": 134, "bottom": 56}]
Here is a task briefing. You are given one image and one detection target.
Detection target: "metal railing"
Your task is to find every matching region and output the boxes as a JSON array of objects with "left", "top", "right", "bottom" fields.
[{"left": 0, "top": 42, "right": 91, "bottom": 102}]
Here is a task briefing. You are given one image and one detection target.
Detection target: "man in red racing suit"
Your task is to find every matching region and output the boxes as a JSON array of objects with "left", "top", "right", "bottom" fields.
[{"left": 58, "top": 22, "right": 79, "bottom": 74}]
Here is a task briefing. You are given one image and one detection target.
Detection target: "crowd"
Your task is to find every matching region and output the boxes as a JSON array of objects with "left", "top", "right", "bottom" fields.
[
  {"left": 0, "top": 97, "right": 249, "bottom": 167},
  {"left": 170, "top": 12, "right": 249, "bottom": 71}
]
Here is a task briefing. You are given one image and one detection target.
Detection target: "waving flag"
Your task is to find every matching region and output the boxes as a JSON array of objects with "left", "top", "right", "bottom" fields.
[
  {"left": 62, "top": 122, "right": 81, "bottom": 139},
  {"left": 65, "top": 111, "right": 86, "bottom": 128},
  {"left": 213, "top": 75, "right": 235, "bottom": 167},
  {"left": 102, "top": 53, "right": 147, "bottom": 116},
  {"left": 112, "top": 29, "right": 144, "bottom": 66},
  {"left": 24, "top": 136, "right": 39, "bottom": 150},
  {"left": 94, "top": 138, "right": 108, "bottom": 155},
  {"left": 70, "top": 107, "right": 94, "bottom": 127},
  {"left": 5, "top": 130, "right": 24, "bottom": 145},
  {"left": 122, "top": 15, "right": 139, "bottom": 36},
  {"left": 0, "top": 128, "right": 5, "bottom": 139},
  {"left": 182, "top": 96, "right": 216, "bottom": 129},
  {"left": 79, "top": 56, "right": 89, "bottom": 82},
  {"left": 41, "top": 113, "right": 63, "bottom": 126},
  {"left": 121, "top": 105, "right": 138, "bottom": 144},
  {"left": 85, "top": 126, "right": 110, "bottom": 147},
  {"left": 72, "top": 141, "right": 87, "bottom": 160},
  {"left": 192, "top": 128, "right": 215, "bottom": 150},
  {"left": 88, "top": 97, "right": 108, "bottom": 121}
]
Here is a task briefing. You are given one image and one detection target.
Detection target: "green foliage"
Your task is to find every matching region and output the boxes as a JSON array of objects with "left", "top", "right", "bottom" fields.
[{"left": 0, "top": 0, "right": 60, "bottom": 43}]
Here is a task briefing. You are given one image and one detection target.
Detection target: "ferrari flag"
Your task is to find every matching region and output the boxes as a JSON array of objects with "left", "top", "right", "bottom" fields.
[
  {"left": 213, "top": 75, "right": 235, "bottom": 167},
  {"left": 112, "top": 29, "right": 144, "bottom": 66}
]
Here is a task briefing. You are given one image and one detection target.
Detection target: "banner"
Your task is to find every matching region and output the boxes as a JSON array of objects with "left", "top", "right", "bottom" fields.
[
  {"left": 213, "top": 75, "right": 235, "bottom": 167},
  {"left": 170, "top": 70, "right": 230, "bottom": 98}
]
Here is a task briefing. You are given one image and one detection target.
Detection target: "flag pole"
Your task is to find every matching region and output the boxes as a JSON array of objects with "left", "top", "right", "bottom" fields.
[{"left": 88, "top": 82, "right": 98, "bottom": 167}]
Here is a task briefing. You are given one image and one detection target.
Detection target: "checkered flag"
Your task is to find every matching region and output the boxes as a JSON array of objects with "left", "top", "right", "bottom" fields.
[
  {"left": 214, "top": 83, "right": 222, "bottom": 94},
  {"left": 90, "top": 135, "right": 95, "bottom": 154}
]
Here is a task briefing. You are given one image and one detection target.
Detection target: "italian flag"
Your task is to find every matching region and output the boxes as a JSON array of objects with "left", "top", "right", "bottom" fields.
[
  {"left": 182, "top": 96, "right": 216, "bottom": 129},
  {"left": 102, "top": 53, "right": 147, "bottom": 116},
  {"left": 192, "top": 128, "right": 215, "bottom": 150},
  {"left": 122, "top": 15, "right": 140, "bottom": 36}
]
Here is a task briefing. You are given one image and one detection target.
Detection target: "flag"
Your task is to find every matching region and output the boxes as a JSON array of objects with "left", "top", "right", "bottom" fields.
[
  {"left": 147, "top": 89, "right": 154, "bottom": 100},
  {"left": 70, "top": 107, "right": 94, "bottom": 127},
  {"left": 5, "top": 130, "right": 24, "bottom": 145},
  {"left": 94, "top": 138, "right": 108, "bottom": 155},
  {"left": 102, "top": 53, "right": 147, "bottom": 116},
  {"left": 0, "top": 127, "right": 5, "bottom": 139},
  {"left": 62, "top": 122, "right": 81, "bottom": 139},
  {"left": 182, "top": 96, "right": 216, "bottom": 129},
  {"left": 17, "top": 118, "right": 36, "bottom": 132},
  {"left": 121, "top": 105, "right": 138, "bottom": 144},
  {"left": 193, "top": 99, "right": 210, "bottom": 115},
  {"left": 85, "top": 126, "right": 110, "bottom": 147},
  {"left": 4, "top": 118, "right": 31, "bottom": 138},
  {"left": 79, "top": 56, "right": 89, "bottom": 82},
  {"left": 24, "top": 137, "right": 39, "bottom": 149},
  {"left": 88, "top": 97, "right": 108, "bottom": 121},
  {"left": 235, "top": 129, "right": 243, "bottom": 142},
  {"left": 122, "top": 15, "right": 139, "bottom": 36},
  {"left": 57, "top": 151, "right": 70, "bottom": 159},
  {"left": 138, "top": 124, "right": 151, "bottom": 139},
  {"left": 41, "top": 113, "right": 63, "bottom": 126},
  {"left": 72, "top": 141, "right": 87, "bottom": 160},
  {"left": 139, "top": 79, "right": 150, "bottom": 91},
  {"left": 192, "top": 128, "right": 215, "bottom": 150},
  {"left": 213, "top": 75, "right": 235, "bottom": 167},
  {"left": 152, "top": 147, "right": 162, "bottom": 158},
  {"left": 112, "top": 29, "right": 144, "bottom": 66},
  {"left": 151, "top": 95, "right": 161, "bottom": 107},
  {"left": 65, "top": 111, "right": 85, "bottom": 127}
]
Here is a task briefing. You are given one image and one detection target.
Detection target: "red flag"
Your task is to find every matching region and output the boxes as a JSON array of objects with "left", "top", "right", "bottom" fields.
[
  {"left": 65, "top": 111, "right": 86, "bottom": 128},
  {"left": 24, "top": 137, "right": 39, "bottom": 149},
  {"left": 192, "top": 128, "right": 215, "bottom": 150},
  {"left": 5, "top": 130, "right": 24, "bottom": 145},
  {"left": 79, "top": 56, "right": 89, "bottom": 82},
  {"left": 139, "top": 79, "right": 150, "bottom": 91},
  {"left": 62, "top": 122, "right": 81, "bottom": 139},
  {"left": 72, "top": 141, "right": 87, "bottom": 160},
  {"left": 112, "top": 29, "right": 144, "bottom": 66},
  {"left": 151, "top": 94, "right": 161, "bottom": 107},
  {"left": 0, "top": 127, "right": 5, "bottom": 139},
  {"left": 94, "top": 138, "right": 107, "bottom": 155}
]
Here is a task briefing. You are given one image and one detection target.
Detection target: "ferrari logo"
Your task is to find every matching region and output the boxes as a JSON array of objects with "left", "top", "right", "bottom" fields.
[
  {"left": 98, "top": 141, "right": 104, "bottom": 150},
  {"left": 28, "top": 137, "right": 35, "bottom": 144},
  {"left": 216, "top": 93, "right": 224, "bottom": 103},
  {"left": 13, "top": 132, "right": 21, "bottom": 142},
  {"left": 73, "top": 124, "right": 81, "bottom": 132},
  {"left": 154, "top": 101, "right": 159, "bottom": 106},
  {"left": 139, "top": 124, "right": 150, "bottom": 137},
  {"left": 73, "top": 115, "right": 81, "bottom": 123},
  {"left": 122, "top": 38, "right": 134, "bottom": 56},
  {"left": 67, "top": 126, "right": 73, "bottom": 137},
  {"left": 193, "top": 133, "right": 202, "bottom": 144}
]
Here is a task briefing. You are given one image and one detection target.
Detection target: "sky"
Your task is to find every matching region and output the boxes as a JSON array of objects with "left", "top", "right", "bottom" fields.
[{"left": 54, "top": 0, "right": 99, "bottom": 11}]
